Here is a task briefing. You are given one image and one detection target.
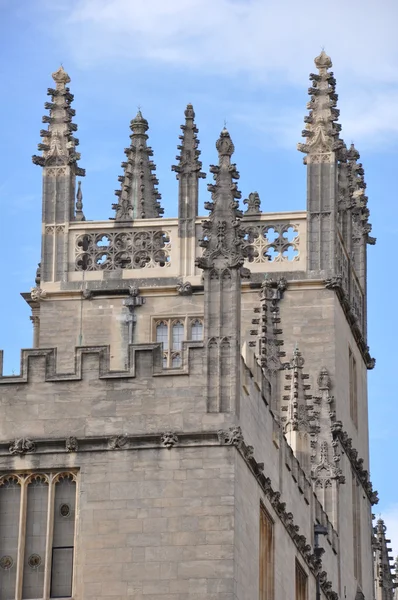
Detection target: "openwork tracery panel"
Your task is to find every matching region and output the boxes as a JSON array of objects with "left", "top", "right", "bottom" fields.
[
  {"left": 242, "top": 222, "right": 300, "bottom": 263},
  {"left": 75, "top": 229, "right": 171, "bottom": 271}
]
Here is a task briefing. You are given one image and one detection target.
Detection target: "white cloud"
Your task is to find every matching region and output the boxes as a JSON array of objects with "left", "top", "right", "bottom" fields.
[
  {"left": 44, "top": 0, "right": 398, "bottom": 84},
  {"left": 36, "top": 0, "right": 398, "bottom": 149}
]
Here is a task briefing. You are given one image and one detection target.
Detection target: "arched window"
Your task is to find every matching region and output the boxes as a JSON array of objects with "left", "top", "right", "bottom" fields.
[
  {"left": 156, "top": 322, "right": 169, "bottom": 350},
  {"left": 190, "top": 319, "right": 203, "bottom": 341},
  {"left": 172, "top": 322, "right": 184, "bottom": 351}
]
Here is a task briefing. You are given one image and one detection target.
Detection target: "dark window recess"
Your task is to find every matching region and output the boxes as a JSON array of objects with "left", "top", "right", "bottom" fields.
[{"left": 50, "top": 546, "right": 73, "bottom": 598}]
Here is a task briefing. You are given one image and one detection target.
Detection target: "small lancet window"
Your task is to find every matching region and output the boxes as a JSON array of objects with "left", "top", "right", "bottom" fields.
[
  {"left": 156, "top": 322, "right": 169, "bottom": 350},
  {"left": 172, "top": 322, "right": 184, "bottom": 351},
  {"left": 191, "top": 319, "right": 203, "bottom": 341}
]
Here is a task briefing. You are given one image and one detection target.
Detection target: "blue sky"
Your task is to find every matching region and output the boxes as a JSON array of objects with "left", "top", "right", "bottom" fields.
[{"left": 1, "top": 0, "right": 397, "bottom": 548}]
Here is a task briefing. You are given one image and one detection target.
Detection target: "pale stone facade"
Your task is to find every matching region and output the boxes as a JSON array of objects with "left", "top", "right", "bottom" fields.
[{"left": 0, "top": 52, "right": 395, "bottom": 600}]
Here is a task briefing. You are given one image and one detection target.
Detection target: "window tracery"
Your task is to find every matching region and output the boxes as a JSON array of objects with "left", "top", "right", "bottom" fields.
[
  {"left": 154, "top": 317, "right": 203, "bottom": 368},
  {"left": 0, "top": 471, "right": 77, "bottom": 599}
]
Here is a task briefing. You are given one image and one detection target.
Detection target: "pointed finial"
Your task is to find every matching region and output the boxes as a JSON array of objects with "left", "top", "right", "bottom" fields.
[
  {"left": 130, "top": 109, "right": 149, "bottom": 135},
  {"left": 216, "top": 127, "right": 235, "bottom": 157},
  {"left": 75, "top": 181, "right": 85, "bottom": 221},
  {"left": 52, "top": 65, "right": 71, "bottom": 85},
  {"left": 32, "top": 66, "right": 84, "bottom": 175},
  {"left": 113, "top": 111, "right": 162, "bottom": 220},
  {"left": 172, "top": 103, "right": 205, "bottom": 179},
  {"left": 185, "top": 103, "right": 195, "bottom": 119},
  {"left": 297, "top": 51, "right": 343, "bottom": 162},
  {"left": 314, "top": 50, "right": 332, "bottom": 71}
]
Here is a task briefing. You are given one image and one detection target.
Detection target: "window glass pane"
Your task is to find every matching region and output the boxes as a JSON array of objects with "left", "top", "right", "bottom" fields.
[
  {"left": 172, "top": 353, "right": 182, "bottom": 368},
  {"left": 156, "top": 322, "right": 169, "bottom": 350},
  {"left": 23, "top": 478, "right": 48, "bottom": 599},
  {"left": 259, "top": 504, "right": 274, "bottom": 600},
  {"left": 172, "top": 322, "right": 184, "bottom": 351},
  {"left": 0, "top": 478, "right": 20, "bottom": 599},
  {"left": 191, "top": 320, "right": 203, "bottom": 341},
  {"left": 50, "top": 547, "right": 73, "bottom": 598},
  {"left": 162, "top": 353, "right": 168, "bottom": 368}
]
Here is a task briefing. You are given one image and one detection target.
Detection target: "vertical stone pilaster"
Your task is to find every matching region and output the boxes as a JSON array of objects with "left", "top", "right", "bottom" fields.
[{"left": 197, "top": 128, "right": 250, "bottom": 414}]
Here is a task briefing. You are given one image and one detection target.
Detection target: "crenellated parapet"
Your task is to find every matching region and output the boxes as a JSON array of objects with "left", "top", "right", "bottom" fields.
[{"left": 113, "top": 110, "right": 163, "bottom": 220}]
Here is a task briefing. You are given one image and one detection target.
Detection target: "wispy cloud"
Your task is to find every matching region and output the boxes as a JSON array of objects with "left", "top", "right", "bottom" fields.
[
  {"left": 42, "top": 0, "right": 398, "bottom": 84},
  {"left": 33, "top": 0, "right": 398, "bottom": 150}
]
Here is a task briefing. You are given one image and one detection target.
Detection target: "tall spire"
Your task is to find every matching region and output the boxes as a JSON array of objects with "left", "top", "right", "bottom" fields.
[
  {"left": 113, "top": 110, "right": 163, "bottom": 221},
  {"left": 298, "top": 50, "right": 344, "bottom": 164},
  {"left": 172, "top": 104, "right": 205, "bottom": 237},
  {"left": 298, "top": 51, "right": 344, "bottom": 275},
  {"left": 32, "top": 66, "right": 85, "bottom": 177},
  {"left": 196, "top": 128, "right": 249, "bottom": 413},
  {"left": 196, "top": 128, "right": 245, "bottom": 271},
  {"left": 32, "top": 66, "right": 84, "bottom": 283}
]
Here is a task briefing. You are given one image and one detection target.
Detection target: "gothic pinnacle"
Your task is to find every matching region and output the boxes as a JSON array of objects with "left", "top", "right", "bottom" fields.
[
  {"left": 112, "top": 109, "right": 163, "bottom": 220},
  {"left": 75, "top": 181, "right": 85, "bottom": 221},
  {"left": 297, "top": 50, "right": 344, "bottom": 163},
  {"left": 196, "top": 128, "right": 247, "bottom": 271},
  {"left": 32, "top": 66, "right": 85, "bottom": 176},
  {"left": 172, "top": 103, "right": 206, "bottom": 180},
  {"left": 347, "top": 143, "right": 375, "bottom": 244}
]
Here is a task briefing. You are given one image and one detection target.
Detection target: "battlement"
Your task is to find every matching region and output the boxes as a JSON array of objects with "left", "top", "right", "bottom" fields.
[{"left": 0, "top": 342, "right": 203, "bottom": 383}]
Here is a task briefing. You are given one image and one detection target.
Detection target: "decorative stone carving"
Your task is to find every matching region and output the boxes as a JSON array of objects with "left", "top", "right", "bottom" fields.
[
  {"left": 297, "top": 50, "right": 344, "bottom": 164},
  {"left": 331, "top": 425, "right": 378, "bottom": 504},
  {"left": 160, "top": 432, "right": 178, "bottom": 448},
  {"left": 9, "top": 438, "right": 36, "bottom": 455},
  {"left": 65, "top": 436, "right": 78, "bottom": 453},
  {"left": 75, "top": 229, "right": 171, "bottom": 271},
  {"left": 218, "top": 426, "right": 244, "bottom": 447},
  {"left": 251, "top": 277, "right": 286, "bottom": 376},
  {"left": 30, "top": 287, "right": 47, "bottom": 301},
  {"left": 243, "top": 191, "right": 261, "bottom": 214},
  {"left": 196, "top": 128, "right": 252, "bottom": 272},
  {"left": 32, "top": 66, "right": 85, "bottom": 176},
  {"left": 324, "top": 276, "right": 342, "bottom": 290},
  {"left": 310, "top": 368, "right": 345, "bottom": 496},
  {"left": 113, "top": 110, "right": 163, "bottom": 220},
  {"left": 108, "top": 435, "right": 128, "bottom": 450},
  {"left": 82, "top": 288, "right": 93, "bottom": 300},
  {"left": 281, "top": 346, "right": 313, "bottom": 435},
  {"left": 242, "top": 222, "right": 300, "bottom": 263},
  {"left": 0, "top": 555, "right": 13, "bottom": 570},
  {"left": 176, "top": 281, "right": 192, "bottom": 296}
]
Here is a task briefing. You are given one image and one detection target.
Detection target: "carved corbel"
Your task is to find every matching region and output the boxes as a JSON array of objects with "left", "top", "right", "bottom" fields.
[{"left": 9, "top": 438, "right": 36, "bottom": 455}]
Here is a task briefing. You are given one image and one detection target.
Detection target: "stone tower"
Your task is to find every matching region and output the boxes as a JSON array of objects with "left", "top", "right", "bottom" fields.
[{"left": 0, "top": 53, "right": 394, "bottom": 600}]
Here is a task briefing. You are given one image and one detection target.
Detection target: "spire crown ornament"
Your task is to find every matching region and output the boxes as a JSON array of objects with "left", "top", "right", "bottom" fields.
[{"left": 32, "top": 66, "right": 85, "bottom": 177}]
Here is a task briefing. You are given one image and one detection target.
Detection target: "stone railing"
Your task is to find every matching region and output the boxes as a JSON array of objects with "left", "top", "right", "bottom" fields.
[
  {"left": 67, "top": 212, "right": 307, "bottom": 282},
  {"left": 68, "top": 219, "right": 179, "bottom": 280},
  {"left": 241, "top": 212, "right": 306, "bottom": 273}
]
